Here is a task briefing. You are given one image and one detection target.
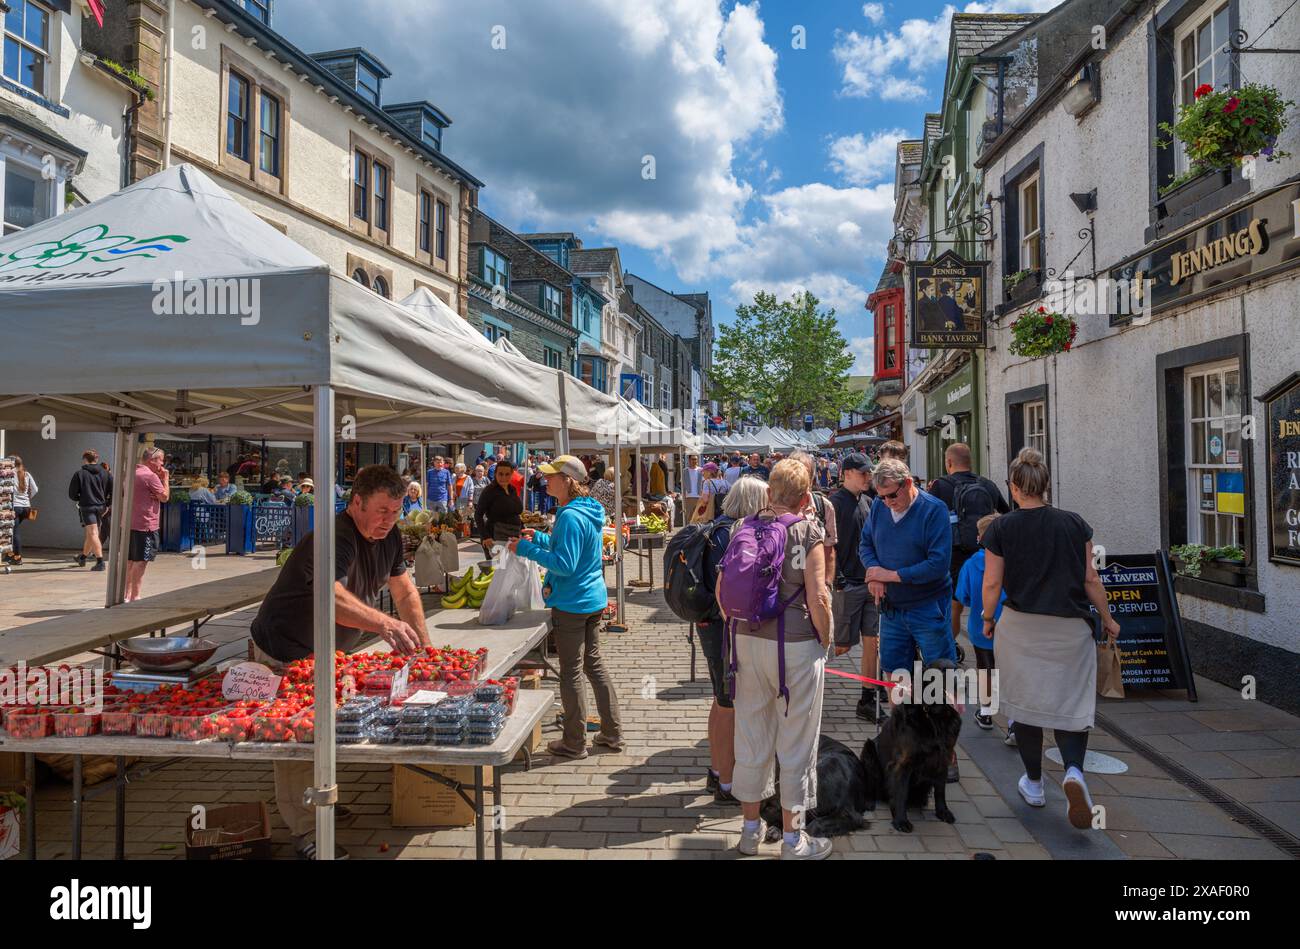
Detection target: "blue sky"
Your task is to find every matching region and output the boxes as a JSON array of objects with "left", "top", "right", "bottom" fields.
[{"left": 276, "top": 0, "right": 1060, "bottom": 373}]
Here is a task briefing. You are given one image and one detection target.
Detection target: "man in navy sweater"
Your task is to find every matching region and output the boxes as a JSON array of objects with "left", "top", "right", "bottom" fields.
[{"left": 858, "top": 457, "right": 957, "bottom": 676}]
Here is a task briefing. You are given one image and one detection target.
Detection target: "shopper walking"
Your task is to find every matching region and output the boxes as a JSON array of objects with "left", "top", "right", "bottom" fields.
[
  {"left": 425, "top": 456, "right": 453, "bottom": 514},
  {"left": 953, "top": 514, "right": 1006, "bottom": 730},
  {"left": 511, "top": 455, "right": 622, "bottom": 759},
  {"left": 69, "top": 449, "right": 112, "bottom": 570},
  {"left": 591, "top": 468, "right": 617, "bottom": 520},
  {"left": 402, "top": 482, "right": 424, "bottom": 516},
  {"left": 691, "top": 462, "right": 728, "bottom": 523},
  {"left": 125, "top": 447, "right": 170, "bottom": 601},
  {"left": 696, "top": 475, "right": 769, "bottom": 803},
  {"left": 723, "top": 459, "right": 834, "bottom": 860},
  {"left": 474, "top": 458, "right": 524, "bottom": 554},
  {"left": 980, "top": 448, "right": 1119, "bottom": 829},
  {"left": 928, "top": 443, "right": 1009, "bottom": 642},
  {"left": 740, "top": 452, "right": 770, "bottom": 481},
  {"left": 4, "top": 456, "right": 36, "bottom": 565}
]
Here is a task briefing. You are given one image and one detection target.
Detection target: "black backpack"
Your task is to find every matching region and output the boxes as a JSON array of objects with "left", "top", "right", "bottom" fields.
[
  {"left": 664, "top": 519, "right": 725, "bottom": 624},
  {"left": 950, "top": 478, "right": 996, "bottom": 551}
]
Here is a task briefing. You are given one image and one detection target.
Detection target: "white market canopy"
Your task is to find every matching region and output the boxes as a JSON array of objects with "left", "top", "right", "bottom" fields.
[{"left": 0, "top": 164, "right": 620, "bottom": 443}]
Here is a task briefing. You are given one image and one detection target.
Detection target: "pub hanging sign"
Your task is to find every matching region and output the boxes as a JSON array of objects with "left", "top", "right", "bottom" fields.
[
  {"left": 1258, "top": 371, "right": 1300, "bottom": 566},
  {"left": 908, "top": 251, "right": 988, "bottom": 349}
]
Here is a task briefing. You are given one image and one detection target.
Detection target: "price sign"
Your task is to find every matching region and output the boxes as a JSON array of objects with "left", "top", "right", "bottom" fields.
[
  {"left": 222, "top": 662, "right": 282, "bottom": 701},
  {"left": 391, "top": 663, "right": 411, "bottom": 703}
]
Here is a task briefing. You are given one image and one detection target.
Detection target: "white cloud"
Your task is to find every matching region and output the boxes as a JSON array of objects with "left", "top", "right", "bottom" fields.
[
  {"left": 828, "top": 128, "right": 910, "bottom": 185},
  {"left": 273, "top": 0, "right": 782, "bottom": 272},
  {"left": 862, "top": 3, "right": 886, "bottom": 24},
  {"left": 847, "top": 336, "right": 876, "bottom": 375},
  {"left": 833, "top": 0, "right": 1058, "bottom": 101}
]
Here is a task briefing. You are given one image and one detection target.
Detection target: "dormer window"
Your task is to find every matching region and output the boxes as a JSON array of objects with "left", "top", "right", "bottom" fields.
[
  {"left": 356, "top": 62, "right": 381, "bottom": 105},
  {"left": 240, "top": 0, "right": 271, "bottom": 24},
  {"left": 421, "top": 114, "right": 442, "bottom": 150}
]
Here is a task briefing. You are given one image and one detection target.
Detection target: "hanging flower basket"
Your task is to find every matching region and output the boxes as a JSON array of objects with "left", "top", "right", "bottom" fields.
[
  {"left": 1008, "top": 306, "right": 1077, "bottom": 358},
  {"left": 1157, "top": 82, "right": 1294, "bottom": 195}
]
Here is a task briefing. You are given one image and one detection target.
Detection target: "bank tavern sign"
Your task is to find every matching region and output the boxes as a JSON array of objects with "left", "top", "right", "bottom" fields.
[
  {"left": 1259, "top": 372, "right": 1300, "bottom": 567},
  {"left": 1168, "top": 217, "right": 1268, "bottom": 286}
]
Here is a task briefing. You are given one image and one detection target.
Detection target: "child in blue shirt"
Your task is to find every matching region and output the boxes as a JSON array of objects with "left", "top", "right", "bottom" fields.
[{"left": 954, "top": 513, "right": 1007, "bottom": 733}]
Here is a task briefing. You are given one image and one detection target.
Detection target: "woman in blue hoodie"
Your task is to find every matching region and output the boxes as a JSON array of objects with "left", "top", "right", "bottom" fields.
[{"left": 511, "top": 455, "right": 622, "bottom": 760}]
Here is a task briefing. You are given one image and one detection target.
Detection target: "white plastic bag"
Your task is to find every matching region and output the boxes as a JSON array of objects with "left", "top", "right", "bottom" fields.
[
  {"left": 522, "top": 561, "right": 546, "bottom": 611},
  {"left": 413, "top": 535, "right": 442, "bottom": 587},
  {"left": 478, "top": 548, "right": 527, "bottom": 625}
]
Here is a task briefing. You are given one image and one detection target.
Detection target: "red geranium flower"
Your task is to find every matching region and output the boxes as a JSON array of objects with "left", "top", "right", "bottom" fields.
[
  {"left": 1037, "top": 306, "right": 1046, "bottom": 313},
  {"left": 1243, "top": 117, "right": 1257, "bottom": 126},
  {"left": 1223, "top": 97, "right": 1241, "bottom": 114},
  {"left": 1045, "top": 316, "right": 1054, "bottom": 326},
  {"left": 1194, "top": 83, "right": 1213, "bottom": 99},
  {"left": 1063, "top": 342, "right": 1072, "bottom": 351}
]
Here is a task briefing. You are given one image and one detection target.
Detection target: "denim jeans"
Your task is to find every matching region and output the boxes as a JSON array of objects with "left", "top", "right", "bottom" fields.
[{"left": 878, "top": 597, "right": 957, "bottom": 674}]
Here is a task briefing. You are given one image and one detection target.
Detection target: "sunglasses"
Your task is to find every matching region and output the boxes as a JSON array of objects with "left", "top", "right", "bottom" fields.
[{"left": 878, "top": 480, "right": 909, "bottom": 500}]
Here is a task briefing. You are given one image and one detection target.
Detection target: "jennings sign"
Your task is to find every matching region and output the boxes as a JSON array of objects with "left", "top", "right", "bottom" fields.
[
  {"left": 1259, "top": 372, "right": 1300, "bottom": 566},
  {"left": 908, "top": 251, "right": 988, "bottom": 349}
]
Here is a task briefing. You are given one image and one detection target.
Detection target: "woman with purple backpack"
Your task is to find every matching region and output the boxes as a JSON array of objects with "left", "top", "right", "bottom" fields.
[{"left": 716, "top": 459, "right": 834, "bottom": 860}]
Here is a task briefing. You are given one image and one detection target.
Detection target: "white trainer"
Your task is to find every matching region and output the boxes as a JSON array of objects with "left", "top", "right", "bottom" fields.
[
  {"left": 1018, "top": 774, "right": 1046, "bottom": 807},
  {"left": 780, "top": 832, "right": 832, "bottom": 860},
  {"left": 1062, "top": 766, "right": 1095, "bottom": 829},
  {"left": 737, "top": 820, "right": 767, "bottom": 856}
]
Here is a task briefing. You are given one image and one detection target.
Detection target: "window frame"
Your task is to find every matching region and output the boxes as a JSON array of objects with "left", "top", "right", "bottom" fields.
[
  {"left": 1156, "top": 333, "right": 1260, "bottom": 606},
  {"left": 355, "top": 62, "right": 381, "bottom": 106},
  {"left": 1000, "top": 143, "right": 1046, "bottom": 291},
  {"left": 1005, "top": 384, "right": 1051, "bottom": 494},
  {"left": 240, "top": 0, "right": 272, "bottom": 24},
  {"left": 226, "top": 70, "right": 251, "bottom": 163},
  {"left": 1019, "top": 172, "right": 1042, "bottom": 272},
  {"left": 257, "top": 90, "right": 281, "bottom": 178},
  {"left": 348, "top": 133, "right": 395, "bottom": 245},
  {"left": 3, "top": 0, "right": 52, "bottom": 98},
  {"left": 2, "top": 152, "right": 58, "bottom": 235},
  {"left": 1183, "top": 358, "right": 1245, "bottom": 551},
  {"left": 420, "top": 112, "right": 442, "bottom": 150},
  {"left": 541, "top": 283, "right": 562, "bottom": 320},
  {"left": 418, "top": 189, "right": 431, "bottom": 254},
  {"left": 481, "top": 247, "right": 509, "bottom": 289},
  {"left": 1172, "top": 2, "right": 1232, "bottom": 176},
  {"left": 435, "top": 199, "right": 448, "bottom": 262},
  {"left": 415, "top": 175, "right": 452, "bottom": 269},
  {"left": 218, "top": 47, "right": 291, "bottom": 195},
  {"left": 372, "top": 160, "right": 390, "bottom": 236}
]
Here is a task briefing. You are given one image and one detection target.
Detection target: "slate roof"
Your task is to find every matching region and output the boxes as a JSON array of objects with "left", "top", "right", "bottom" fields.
[
  {"left": 898, "top": 140, "right": 924, "bottom": 165},
  {"left": 951, "top": 13, "right": 1040, "bottom": 59},
  {"left": 570, "top": 248, "right": 619, "bottom": 275}
]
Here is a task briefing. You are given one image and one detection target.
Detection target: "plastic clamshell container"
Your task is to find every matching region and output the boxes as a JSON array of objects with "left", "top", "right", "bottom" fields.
[
  {"left": 468, "top": 701, "right": 507, "bottom": 722},
  {"left": 399, "top": 732, "right": 434, "bottom": 745},
  {"left": 291, "top": 710, "right": 315, "bottom": 743},
  {"left": 376, "top": 707, "right": 403, "bottom": 726},
  {"left": 337, "top": 697, "right": 383, "bottom": 722},
  {"left": 442, "top": 680, "right": 477, "bottom": 698},
  {"left": 5, "top": 710, "right": 52, "bottom": 739},
  {"left": 473, "top": 684, "right": 505, "bottom": 704},
  {"left": 169, "top": 712, "right": 215, "bottom": 742},
  {"left": 209, "top": 708, "right": 255, "bottom": 743},
  {"left": 400, "top": 705, "right": 437, "bottom": 725},
  {"left": 135, "top": 710, "right": 172, "bottom": 738},
  {"left": 370, "top": 725, "right": 398, "bottom": 744},
  {"left": 248, "top": 713, "right": 297, "bottom": 743},
  {"left": 51, "top": 710, "right": 101, "bottom": 738},
  {"left": 338, "top": 730, "right": 369, "bottom": 744},
  {"left": 100, "top": 708, "right": 137, "bottom": 736}
]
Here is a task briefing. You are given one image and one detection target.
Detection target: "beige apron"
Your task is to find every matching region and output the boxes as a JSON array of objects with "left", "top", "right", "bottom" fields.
[{"left": 993, "top": 605, "right": 1097, "bottom": 731}]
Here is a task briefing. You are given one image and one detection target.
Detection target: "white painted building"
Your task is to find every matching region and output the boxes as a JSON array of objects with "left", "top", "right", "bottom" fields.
[{"left": 976, "top": 0, "right": 1300, "bottom": 711}]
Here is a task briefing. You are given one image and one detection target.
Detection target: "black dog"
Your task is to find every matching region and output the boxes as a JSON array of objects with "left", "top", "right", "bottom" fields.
[
  {"left": 758, "top": 734, "right": 877, "bottom": 838},
  {"left": 866, "top": 683, "right": 962, "bottom": 833}
]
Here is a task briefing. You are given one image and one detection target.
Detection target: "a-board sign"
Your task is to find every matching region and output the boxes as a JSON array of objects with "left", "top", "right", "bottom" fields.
[{"left": 1093, "top": 552, "right": 1196, "bottom": 698}]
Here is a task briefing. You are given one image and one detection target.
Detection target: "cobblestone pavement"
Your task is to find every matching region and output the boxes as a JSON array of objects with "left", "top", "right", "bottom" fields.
[{"left": 9, "top": 549, "right": 1296, "bottom": 860}]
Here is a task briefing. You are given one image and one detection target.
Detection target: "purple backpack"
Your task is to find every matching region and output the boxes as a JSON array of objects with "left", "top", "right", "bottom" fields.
[{"left": 717, "top": 512, "right": 806, "bottom": 714}]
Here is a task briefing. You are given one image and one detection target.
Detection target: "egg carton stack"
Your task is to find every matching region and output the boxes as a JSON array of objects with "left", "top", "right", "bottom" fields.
[{"left": 0, "top": 457, "right": 16, "bottom": 565}]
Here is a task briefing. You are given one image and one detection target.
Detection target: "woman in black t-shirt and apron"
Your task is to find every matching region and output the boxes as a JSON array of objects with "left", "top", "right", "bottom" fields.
[{"left": 980, "top": 448, "right": 1120, "bottom": 830}]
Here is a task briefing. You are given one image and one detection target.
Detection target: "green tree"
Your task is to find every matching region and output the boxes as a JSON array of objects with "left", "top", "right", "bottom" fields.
[{"left": 712, "top": 290, "right": 857, "bottom": 426}]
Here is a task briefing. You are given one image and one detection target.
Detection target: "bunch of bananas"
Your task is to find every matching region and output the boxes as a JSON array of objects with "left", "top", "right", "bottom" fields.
[
  {"left": 440, "top": 565, "right": 494, "bottom": 610},
  {"left": 641, "top": 513, "right": 667, "bottom": 534}
]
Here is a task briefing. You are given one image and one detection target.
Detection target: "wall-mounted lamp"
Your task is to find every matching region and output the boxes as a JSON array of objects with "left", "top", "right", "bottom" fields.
[
  {"left": 1062, "top": 62, "right": 1101, "bottom": 117},
  {"left": 1069, "top": 189, "right": 1098, "bottom": 213}
]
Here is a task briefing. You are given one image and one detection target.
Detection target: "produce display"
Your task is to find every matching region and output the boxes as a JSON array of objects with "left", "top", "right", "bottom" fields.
[
  {"left": 638, "top": 513, "right": 668, "bottom": 534},
  {"left": 439, "top": 565, "right": 494, "bottom": 611},
  {"left": 520, "top": 511, "right": 548, "bottom": 528},
  {"left": 0, "top": 656, "right": 515, "bottom": 749}
]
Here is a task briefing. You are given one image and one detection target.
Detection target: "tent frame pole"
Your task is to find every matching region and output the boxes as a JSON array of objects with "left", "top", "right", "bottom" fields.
[
  {"left": 311, "top": 385, "right": 337, "bottom": 859},
  {"left": 614, "top": 431, "right": 624, "bottom": 627},
  {"left": 105, "top": 428, "right": 132, "bottom": 609}
]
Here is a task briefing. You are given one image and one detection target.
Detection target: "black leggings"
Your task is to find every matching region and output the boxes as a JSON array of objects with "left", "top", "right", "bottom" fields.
[{"left": 1013, "top": 723, "right": 1089, "bottom": 781}]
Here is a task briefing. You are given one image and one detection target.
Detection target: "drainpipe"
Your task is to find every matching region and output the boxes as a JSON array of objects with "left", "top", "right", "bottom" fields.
[{"left": 162, "top": 0, "right": 175, "bottom": 168}]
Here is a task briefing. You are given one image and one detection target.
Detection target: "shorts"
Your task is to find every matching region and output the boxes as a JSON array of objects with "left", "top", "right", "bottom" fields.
[
  {"left": 128, "top": 529, "right": 159, "bottom": 563},
  {"left": 78, "top": 506, "right": 105, "bottom": 526},
  {"left": 832, "top": 583, "right": 879, "bottom": 646},
  {"left": 950, "top": 547, "right": 976, "bottom": 592},
  {"left": 428, "top": 500, "right": 448, "bottom": 514},
  {"left": 694, "top": 620, "right": 733, "bottom": 708}
]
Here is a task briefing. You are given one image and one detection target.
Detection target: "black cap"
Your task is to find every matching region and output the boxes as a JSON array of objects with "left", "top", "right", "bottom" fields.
[{"left": 841, "top": 452, "right": 872, "bottom": 472}]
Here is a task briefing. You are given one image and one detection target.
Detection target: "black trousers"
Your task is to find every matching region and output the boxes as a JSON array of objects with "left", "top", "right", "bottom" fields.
[{"left": 1013, "top": 723, "right": 1089, "bottom": 780}]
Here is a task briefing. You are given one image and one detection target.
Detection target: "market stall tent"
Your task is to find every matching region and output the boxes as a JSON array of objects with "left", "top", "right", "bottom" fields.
[{"left": 0, "top": 164, "right": 587, "bottom": 858}]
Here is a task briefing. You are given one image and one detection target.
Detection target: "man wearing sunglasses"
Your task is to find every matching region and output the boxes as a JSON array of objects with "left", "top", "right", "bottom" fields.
[{"left": 858, "top": 457, "right": 958, "bottom": 679}]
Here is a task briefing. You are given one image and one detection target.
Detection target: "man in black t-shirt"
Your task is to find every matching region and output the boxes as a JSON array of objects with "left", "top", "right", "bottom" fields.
[
  {"left": 828, "top": 453, "right": 885, "bottom": 722},
  {"left": 250, "top": 465, "right": 428, "bottom": 859},
  {"left": 928, "top": 443, "right": 1009, "bottom": 642}
]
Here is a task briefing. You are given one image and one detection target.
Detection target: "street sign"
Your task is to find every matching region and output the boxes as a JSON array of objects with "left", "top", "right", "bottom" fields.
[{"left": 1094, "top": 553, "right": 1196, "bottom": 697}]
